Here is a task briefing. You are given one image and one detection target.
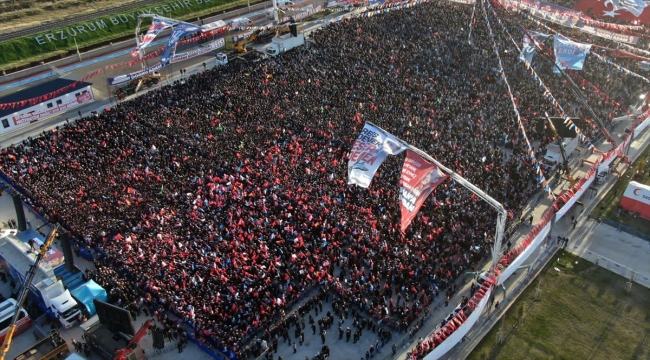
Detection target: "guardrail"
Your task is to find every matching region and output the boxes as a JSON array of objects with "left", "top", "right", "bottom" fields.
[
  {"left": 578, "top": 249, "right": 650, "bottom": 289},
  {"left": 598, "top": 217, "right": 650, "bottom": 241}
]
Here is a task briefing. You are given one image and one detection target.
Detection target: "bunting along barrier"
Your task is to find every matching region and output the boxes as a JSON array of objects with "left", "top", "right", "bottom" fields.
[
  {"left": 619, "top": 42, "right": 650, "bottom": 57},
  {"left": 497, "top": 218, "right": 551, "bottom": 285},
  {"left": 480, "top": 0, "right": 554, "bottom": 196},
  {"left": 468, "top": 0, "right": 477, "bottom": 43},
  {"left": 412, "top": 277, "right": 495, "bottom": 360},
  {"left": 498, "top": 0, "right": 643, "bottom": 43},
  {"left": 0, "top": 69, "right": 101, "bottom": 110},
  {"left": 486, "top": 2, "right": 597, "bottom": 151},
  {"left": 520, "top": 13, "right": 650, "bottom": 102},
  {"left": 589, "top": 51, "right": 650, "bottom": 83}
]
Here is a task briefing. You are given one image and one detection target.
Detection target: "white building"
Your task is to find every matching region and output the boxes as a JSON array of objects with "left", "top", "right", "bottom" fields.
[{"left": 0, "top": 79, "right": 94, "bottom": 136}]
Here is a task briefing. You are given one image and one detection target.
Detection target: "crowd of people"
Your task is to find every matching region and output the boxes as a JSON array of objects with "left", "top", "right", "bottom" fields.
[{"left": 0, "top": 0, "right": 643, "bottom": 358}]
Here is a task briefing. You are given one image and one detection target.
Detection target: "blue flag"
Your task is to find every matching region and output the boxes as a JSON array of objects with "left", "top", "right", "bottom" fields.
[
  {"left": 161, "top": 23, "right": 202, "bottom": 66},
  {"left": 553, "top": 36, "right": 592, "bottom": 72},
  {"left": 522, "top": 31, "right": 550, "bottom": 63}
]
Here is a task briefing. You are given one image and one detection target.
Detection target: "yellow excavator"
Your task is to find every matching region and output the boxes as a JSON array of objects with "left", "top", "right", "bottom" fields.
[
  {"left": 233, "top": 33, "right": 259, "bottom": 53},
  {"left": 0, "top": 226, "right": 58, "bottom": 360},
  {"left": 114, "top": 72, "right": 166, "bottom": 100}
]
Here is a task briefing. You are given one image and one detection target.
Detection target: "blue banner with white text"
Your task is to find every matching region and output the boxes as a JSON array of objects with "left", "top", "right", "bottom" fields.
[
  {"left": 553, "top": 35, "right": 591, "bottom": 72},
  {"left": 161, "top": 23, "right": 202, "bottom": 66}
]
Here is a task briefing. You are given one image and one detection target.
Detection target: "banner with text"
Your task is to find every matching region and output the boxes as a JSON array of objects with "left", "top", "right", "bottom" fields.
[
  {"left": 170, "top": 38, "right": 225, "bottom": 63},
  {"left": 399, "top": 151, "right": 448, "bottom": 232},
  {"left": 13, "top": 91, "right": 94, "bottom": 125},
  {"left": 107, "top": 62, "right": 163, "bottom": 86},
  {"left": 348, "top": 123, "right": 407, "bottom": 188},
  {"left": 161, "top": 23, "right": 202, "bottom": 65},
  {"left": 522, "top": 31, "right": 550, "bottom": 63},
  {"left": 553, "top": 35, "right": 592, "bottom": 71}
]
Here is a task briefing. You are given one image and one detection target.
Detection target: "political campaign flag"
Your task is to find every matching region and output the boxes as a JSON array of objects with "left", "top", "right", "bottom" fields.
[
  {"left": 160, "top": 23, "right": 202, "bottom": 65},
  {"left": 522, "top": 31, "right": 550, "bottom": 63},
  {"left": 348, "top": 123, "right": 407, "bottom": 188},
  {"left": 553, "top": 36, "right": 592, "bottom": 72},
  {"left": 399, "top": 151, "right": 448, "bottom": 232},
  {"left": 132, "top": 17, "right": 177, "bottom": 58}
]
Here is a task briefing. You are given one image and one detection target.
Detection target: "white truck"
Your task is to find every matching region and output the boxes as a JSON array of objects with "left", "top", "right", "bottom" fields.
[
  {"left": 215, "top": 52, "right": 228, "bottom": 67},
  {"left": 0, "top": 234, "right": 82, "bottom": 329},
  {"left": 39, "top": 280, "right": 83, "bottom": 328},
  {"left": 266, "top": 33, "right": 305, "bottom": 57},
  {"left": 544, "top": 137, "right": 579, "bottom": 162}
]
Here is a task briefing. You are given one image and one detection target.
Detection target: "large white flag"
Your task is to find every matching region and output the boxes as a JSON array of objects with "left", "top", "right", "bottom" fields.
[{"left": 348, "top": 123, "right": 407, "bottom": 188}]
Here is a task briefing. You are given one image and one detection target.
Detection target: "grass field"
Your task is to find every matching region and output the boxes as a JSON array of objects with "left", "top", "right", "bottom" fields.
[
  {"left": 592, "top": 143, "right": 650, "bottom": 236},
  {"left": 0, "top": 0, "right": 143, "bottom": 34},
  {"left": 468, "top": 250, "right": 650, "bottom": 360},
  {"left": 0, "top": 0, "right": 263, "bottom": 70}
]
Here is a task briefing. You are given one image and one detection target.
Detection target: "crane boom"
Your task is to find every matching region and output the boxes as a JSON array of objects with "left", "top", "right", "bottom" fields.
[{"left": 0, "top": 225, "right": 58, "bottom": 360}]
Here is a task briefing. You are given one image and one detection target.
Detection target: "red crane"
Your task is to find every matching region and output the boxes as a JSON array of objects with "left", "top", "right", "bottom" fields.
[{"left": 113, "top": 319, "right": 152, "bottom": 360}]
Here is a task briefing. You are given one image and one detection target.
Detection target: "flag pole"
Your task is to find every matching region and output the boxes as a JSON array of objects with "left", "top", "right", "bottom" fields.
[{"left": 366, "top": 121, "right": 507, "bottom": 268}]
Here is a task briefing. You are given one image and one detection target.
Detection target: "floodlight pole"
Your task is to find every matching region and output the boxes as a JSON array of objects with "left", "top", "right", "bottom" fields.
[{"left": 366, "top": 122, "right": 508, "bottom": 267}]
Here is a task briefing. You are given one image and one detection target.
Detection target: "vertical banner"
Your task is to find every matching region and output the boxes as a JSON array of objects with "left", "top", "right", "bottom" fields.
[
  {"left": 348, "top": 123, "right": 407, "bottom": 188},
  {"left": 553, "top": 36, "right": 592, "bottom": 72},
  {"left": 161, "top": 23, "right": 202, "bottom": 65},
  {"left": 132, "top": 17, "right": 177, "bottom": 57},
  {"left": 522, "top": 31, "right": 549, "bottom": 63},
  {"left": 399, "top": 150, "right": 449, "bottom": 232}
]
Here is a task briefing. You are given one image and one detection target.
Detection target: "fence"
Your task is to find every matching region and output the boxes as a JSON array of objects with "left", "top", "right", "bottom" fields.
[
  {"left": 578, "top": 250, "right": 650, "bottom": 289},
  {"left": 599, "top": 217, "right": 650, "bottom": 242}
]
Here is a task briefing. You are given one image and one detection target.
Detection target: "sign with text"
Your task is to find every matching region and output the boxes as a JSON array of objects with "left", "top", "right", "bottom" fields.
[
  {"left": 34, "top": 0, "right": 214, "bottom": 46},
  {"left": 108, "top": 62, "right": 163, "bottom": 86},
  {"left": 12, "top": 90, "right": 94, "bottom": 125},
  {"left": 553, "top": 35, "right": 592, "bottom": 71},
  {"left": 170, "top": 38, "right": 225, "bottom": 63},
  {"left": 348, "top": 123, "right": 406, "bottom": 188},
  {"left": 399, "top": 151, "right": 448, "bottom": 232}
]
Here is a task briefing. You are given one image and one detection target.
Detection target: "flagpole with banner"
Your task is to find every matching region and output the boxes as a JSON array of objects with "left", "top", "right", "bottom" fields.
[{"left": 361, "top": 122, "right": 508, "bottom": 269}]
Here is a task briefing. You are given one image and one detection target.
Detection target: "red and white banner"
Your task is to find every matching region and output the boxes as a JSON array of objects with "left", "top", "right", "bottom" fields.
[
  {"left": 620, "top": 181, "right": 650, "bottom": 219},
  {"left": 399, "top": 150, "right": 448, "bottom": 232},
  {"left": 12, "top": 90, "right": 94, "bottom": 126}
]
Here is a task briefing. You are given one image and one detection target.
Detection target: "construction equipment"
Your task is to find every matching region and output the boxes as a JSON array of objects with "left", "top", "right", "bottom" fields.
[
  {"left": 0, "top": 226, "right": 58, "bottom": 360},
  {"left": 114, "top": 73, "right": 165, "bottom": 99},
  {"left": 544, "top": 112, "right": 575, "bottom": 187},
  {"left": 233, "top": 33, "right": 259, "bottom": 53},
  {"left": 112, "top": 319, "right": 151, "bottom": 360}
]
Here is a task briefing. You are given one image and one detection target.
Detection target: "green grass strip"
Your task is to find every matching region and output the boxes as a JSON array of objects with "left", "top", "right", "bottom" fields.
[{"left": 0, "top": 0, "right": 257, "bottom": 69}]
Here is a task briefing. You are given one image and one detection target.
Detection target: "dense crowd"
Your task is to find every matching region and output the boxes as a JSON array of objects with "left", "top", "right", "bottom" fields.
[{"left": 0, "top": 0, "right": 643, "bottom": 358}]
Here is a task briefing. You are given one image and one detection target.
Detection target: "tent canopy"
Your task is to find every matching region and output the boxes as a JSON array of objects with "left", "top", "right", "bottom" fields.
[{"left": 70, "top": 280, "right": 107, "bottom": 316}]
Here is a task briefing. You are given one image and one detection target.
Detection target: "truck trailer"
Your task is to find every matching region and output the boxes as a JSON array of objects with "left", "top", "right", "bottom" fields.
[
  {"left": 266, "top": 33, "right": 305, "bottom": 57},
  {"left": 13, "top": 330, "right": 70, "bottom": 360}
]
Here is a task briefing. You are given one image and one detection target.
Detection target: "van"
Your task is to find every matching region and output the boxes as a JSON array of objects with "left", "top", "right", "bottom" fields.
[
  {"left": 0, "top": 298, "right": 31, "bottom": 343},
  {"left": 277, "top": 0, "right": 295, "bottom": 5}
]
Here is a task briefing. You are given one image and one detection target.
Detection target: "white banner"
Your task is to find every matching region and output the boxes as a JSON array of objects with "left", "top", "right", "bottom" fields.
[
  {"left": 555, "top": 175, "right": 595, "bottom": 220},
  {"left": 348, "top": 123, "right": 407, "bottom": 188},
  {"left": 498, "top": 222, "right": 551, "bottom": 285},
  {"left": 635, "top": 115, "right": 650, "bottom": 137},
  {"left": 108, "top": 63, "right": 163, "bottom": 86},
  {"left": 423, "top": 289, "right": 492, "bottom": 360},
  {"left": 12, "top": 91, "right": 94, "bottom": 125},
  {"left": 170, "top": 38, "right": 225, "bottom": 64}
]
